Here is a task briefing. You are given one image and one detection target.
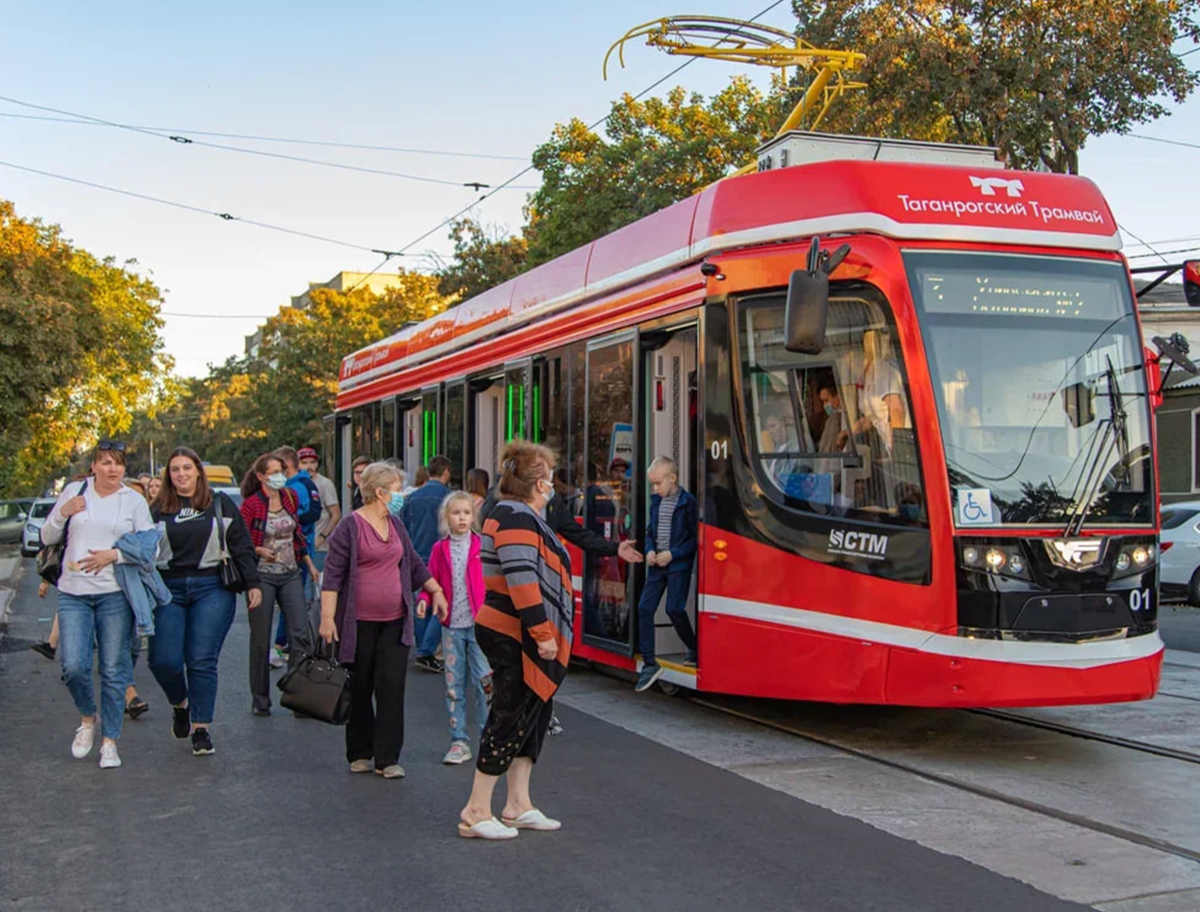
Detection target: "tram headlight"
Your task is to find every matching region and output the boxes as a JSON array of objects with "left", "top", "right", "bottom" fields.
[
  {"left": 1111, "top": 539, "right": 1158, "bottom": 579},
  {"left": 959, "top": 539, "right": 1032, "bottom": 580}
]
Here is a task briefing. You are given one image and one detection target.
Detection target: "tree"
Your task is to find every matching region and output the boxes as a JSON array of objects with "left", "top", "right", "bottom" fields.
[
  {"left": 436, "top": 217, "right": 528, "bottom": 302},
  {"left": 523, "top": 76, "right": 793, "bottom": 265},
  {"left": 0, "top": 199, "right": 169, "bottom": 496},
  {"left": 791, "top": 0, "right": 1200, "bottom": 173}
]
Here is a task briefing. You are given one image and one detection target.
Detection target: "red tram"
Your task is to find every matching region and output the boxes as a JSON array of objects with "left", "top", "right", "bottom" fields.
[{"left": 330, "top": 133, "right": 1163, "bottom": 707}]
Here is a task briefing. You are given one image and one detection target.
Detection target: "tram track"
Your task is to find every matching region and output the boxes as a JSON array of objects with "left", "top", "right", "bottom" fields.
[
  {"left": 968, "top": 708, "right": 1200, "bottom": 765},
  {"left": 688, "top": 695, "right": 1200, "bottom": 865}
]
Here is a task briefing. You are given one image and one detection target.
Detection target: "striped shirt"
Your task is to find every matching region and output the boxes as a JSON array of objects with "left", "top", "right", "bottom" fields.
[
  {"left": 655, "top": 489, "right": 681, "bottom": 553},
  {"left": 476, "top": 500, "right": 574, "bottom": 702}
]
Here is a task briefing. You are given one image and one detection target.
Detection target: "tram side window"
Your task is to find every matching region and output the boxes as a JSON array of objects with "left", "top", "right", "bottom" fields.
[{"left": 738, "top": 285, "right": 925, "bottom": 525}]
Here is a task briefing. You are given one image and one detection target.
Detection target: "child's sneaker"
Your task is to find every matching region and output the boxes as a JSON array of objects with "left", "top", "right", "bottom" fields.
[
  {"left": 442, "top": 741, "right": 472, "bottom": 765},
  {"left": 635, "top": 663, "right": 665, "bottom": 693},
  {"left": 269, "top": 646, "right": 285, "bottom": 669}
]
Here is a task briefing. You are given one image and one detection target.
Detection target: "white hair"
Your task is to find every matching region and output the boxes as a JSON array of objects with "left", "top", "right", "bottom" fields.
[{"left": 648, "top": 455, "right": 679, "bottom": 477}]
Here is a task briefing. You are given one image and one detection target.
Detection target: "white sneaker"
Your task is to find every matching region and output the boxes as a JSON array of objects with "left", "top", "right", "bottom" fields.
[
  {"left": 443, "top": 741, "right": 472, "bottom": 765},
  {"left": 99, "top": 741, "right": 121, "bottom": 769},
  {"left": 269, "top": 647, "right": 285, "bottom": 669},
  {"left": 71, "top": 723, "right": 96, "bottom": 759}
]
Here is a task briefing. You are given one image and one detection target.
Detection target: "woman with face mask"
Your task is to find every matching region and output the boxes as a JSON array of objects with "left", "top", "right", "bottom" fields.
[
  {"left": 318, "top": 462, "right": 448, "bottom": 778},
  {"left": 240, "top": 453, "right": 320, "bottom": 716}
]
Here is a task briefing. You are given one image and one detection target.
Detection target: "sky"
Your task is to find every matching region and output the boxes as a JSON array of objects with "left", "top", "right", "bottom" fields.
[{"left": 1, "top": 1, "right": 1197, "bottom": 379}]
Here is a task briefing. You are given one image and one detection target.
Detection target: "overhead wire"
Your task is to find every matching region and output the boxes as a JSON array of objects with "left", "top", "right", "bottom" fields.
[
  {"left": 344, "top": 0, "right": 790, "bottom": 292},
  {"left": 0, "top": 95, "right": 539, "bottom": 190},
  {"left": 1119, "top": 223, "right": 1170, "bottom": 265},
  {"left": 0, "top": 158, "right": 406, "bottom": 256},
  {"left": 0, "top": 111, "right": 528, "bottom": 160}
]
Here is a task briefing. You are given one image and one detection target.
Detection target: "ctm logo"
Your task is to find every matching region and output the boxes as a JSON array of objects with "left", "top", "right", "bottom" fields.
[
  {"left": 829, "top": 528, "right": 889, "bottom": 561},
  {"left": 969, "top": 175, "right": 1025, "bottom": 198}
]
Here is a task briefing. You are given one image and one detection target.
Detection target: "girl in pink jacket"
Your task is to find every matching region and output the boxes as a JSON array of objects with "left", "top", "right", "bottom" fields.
[{"left": 419, "top": 492, "right": 492, "bottom": 765}]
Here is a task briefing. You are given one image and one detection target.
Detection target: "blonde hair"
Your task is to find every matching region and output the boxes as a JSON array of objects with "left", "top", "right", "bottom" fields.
[
  {"left": 498, "top": 440, "right": 556, "bottom": 501},
  {"left": 438, "top": 490, "right": 476, "bottom": 536},
  {"left": 648, "top": 455, "right": 679, "bottom": 478},
  {"left": 360, "top": 462, "right": 402, "bottom": 504}
]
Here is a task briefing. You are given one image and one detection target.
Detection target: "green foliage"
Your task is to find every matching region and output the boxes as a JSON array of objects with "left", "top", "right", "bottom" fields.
[
  {"left": 436, "top": 218, "right": 528, "bottom": 303},
  {"left": 523, "top": 77, "right": 792, "bottom": 265},
  {"left": 792, "top": 0, "right": 1200, "bottom": 173},
  {"left": 0, "top": 200, "right": 167, "bottom": 497}
]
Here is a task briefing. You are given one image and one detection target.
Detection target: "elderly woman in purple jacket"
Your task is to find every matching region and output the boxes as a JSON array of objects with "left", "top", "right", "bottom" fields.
[{"left": 319, "top": 462, "right": 448, "bottom": 779}]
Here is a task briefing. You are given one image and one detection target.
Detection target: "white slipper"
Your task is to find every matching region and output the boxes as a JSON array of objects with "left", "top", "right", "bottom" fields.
[
  {"left": 501, "top": 808, "right": 561, "bottom": 831},
  {"left": 458, "top": 817, "right": 518, "bottom": 840}
]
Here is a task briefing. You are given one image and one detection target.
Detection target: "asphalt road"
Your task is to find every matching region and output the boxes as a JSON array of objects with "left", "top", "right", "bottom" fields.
[
  {"left": 1159, "top": 602, "right": 1200, "bottom": 652},
  {"left": 0, "top": 559, "right": 1088, "bottom": 912}
]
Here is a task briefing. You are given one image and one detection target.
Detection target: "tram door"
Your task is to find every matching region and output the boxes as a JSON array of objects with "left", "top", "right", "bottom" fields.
[
  {"left": 638, "top": 326, "right": 699, "bottom": 670},
  {"left": 471, "top": 376, "right": 505, "bottom": 482}
]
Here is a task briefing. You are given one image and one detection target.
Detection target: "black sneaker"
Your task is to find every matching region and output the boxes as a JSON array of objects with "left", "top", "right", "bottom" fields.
[
  {"left": 172, "top": 705, "right": 190, "bottom": 739},
  {"left": 191, "top": 728, "right": 214, "bottom": 756},
  {"left": 683, "top": 650, "right": 698, "bottom": 666},
  {"left": 30, "top": 641, "right": 56, "bottom": 661},
  {"left": 415, "top": 655, "right": 444, "bottom": 674},
  {"left": 635, "top": 663, "right": 665, "bottom": 693},
  {"left": 252, "top": 707, "right": 271, "bottom": 717},
  {"left": 547, "top": 714, "right": 564, "bottom": 736}
]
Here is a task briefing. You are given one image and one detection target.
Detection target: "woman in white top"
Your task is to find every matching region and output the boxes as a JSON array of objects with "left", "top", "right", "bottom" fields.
[{"left": 41, "top": 441, "right": 154, "bottom": 770}]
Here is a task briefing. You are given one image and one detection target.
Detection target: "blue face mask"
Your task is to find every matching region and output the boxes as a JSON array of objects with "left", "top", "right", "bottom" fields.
[
  {"left": 823, "top": 403, "right": 837, "bottom": 418},
  {"left": 385, "top": 491, "right": 405, "bottom": 516}
]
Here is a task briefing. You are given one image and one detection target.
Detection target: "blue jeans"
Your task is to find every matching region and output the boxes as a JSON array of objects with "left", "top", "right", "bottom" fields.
[
  {"left": 149, "top": 575, "right": 236, "bottom": 725},
  {"left": 442, "top": 625, "right": 491, "bottom": 744},
  {"left": 414, "top": 597, "right": 443, "bottom": 658},
  {"left": 58, "top": 590, "right": 134, "bottom": 741},
  {"left": 637, "top": 568, "right": 697, "bottom": 667}
]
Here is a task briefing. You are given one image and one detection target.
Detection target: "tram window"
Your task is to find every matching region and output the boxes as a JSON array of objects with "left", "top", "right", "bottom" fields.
[
  {"left": 738, "top": 286, "right": 925, "bottom": 525},
  {"left": 568, "top": 344, "right": 586, "bottom": 520},
  {"left": 381, "top": 400, "right": 396, "bottom": 459},
  {"left": 505, "top": 364, "right": 530, "bottom": 442},
  {"left": 445, "top": 384, "right": 465, "bottom": 488}
]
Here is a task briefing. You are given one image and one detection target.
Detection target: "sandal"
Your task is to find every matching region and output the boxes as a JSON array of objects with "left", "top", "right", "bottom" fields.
[
  {"left": 500, "top": 808, "right": 561, "bottom": 831},
  {"left": 125, "top": 696, "right": 149, "bottom": 719},
  {"left": 457, "top": 817, "right": 518, "bottom": 840}
]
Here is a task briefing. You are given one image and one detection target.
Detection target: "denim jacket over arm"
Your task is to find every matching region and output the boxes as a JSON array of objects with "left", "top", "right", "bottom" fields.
[{"left": 114, "top": 528, "right": 172, "bottom": 636}]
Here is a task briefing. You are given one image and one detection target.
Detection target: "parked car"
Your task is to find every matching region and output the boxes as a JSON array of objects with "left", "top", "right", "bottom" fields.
[
  {"left": 20, "top": 498, "right": 57, "bottom": 556},
  {"left": 212, "top": 486, "right": 243, "bottom": 508},
  {"left": 204, "top": 464, "right": 236, "bottom": 486},
  {"left": 1160, "top": 500, "right": 1200, "bottom": 605},
  {"left": 0, "top": 499, "right": 35, "bottom": 545}
]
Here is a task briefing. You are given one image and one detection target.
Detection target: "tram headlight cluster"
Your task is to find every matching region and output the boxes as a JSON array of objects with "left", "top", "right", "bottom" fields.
[
  {"left": 1111, "top": 541, "right": 1157, "bottom": 579},
  {"left": 959, "top": 539, "right": 1031, "bottom": 580}
]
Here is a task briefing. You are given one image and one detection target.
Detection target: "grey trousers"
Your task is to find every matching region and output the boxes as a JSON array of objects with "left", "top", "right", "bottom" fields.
[{"left": 248, "top": 570, "right": 310, "bottom": 712}]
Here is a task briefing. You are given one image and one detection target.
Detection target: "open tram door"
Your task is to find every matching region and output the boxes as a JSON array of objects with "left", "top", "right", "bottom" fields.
[{"left": 636, "top": 322, "right": 700, "bottom": 691}]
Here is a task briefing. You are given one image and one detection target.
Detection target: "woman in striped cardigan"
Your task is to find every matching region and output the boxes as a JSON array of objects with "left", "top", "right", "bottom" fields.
[{"left": 458, "top": 441, "right": 573, "bottom": 840}]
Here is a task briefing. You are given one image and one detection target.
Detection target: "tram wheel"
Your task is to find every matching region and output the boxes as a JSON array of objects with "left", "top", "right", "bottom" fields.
[{"left": 658, "top": 680, "right": 682, "bottom": 697}]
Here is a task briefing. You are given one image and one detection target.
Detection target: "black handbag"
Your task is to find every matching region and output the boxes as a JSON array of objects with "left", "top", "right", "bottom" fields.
[
  {"left": 277, "top": 637, "right": 353, "bottom": 725},
  {"left": 213, "top": 495, "right": 247, "bottom": 592},
  {"left": 37, "top": 479, "right": 89, "bottom": 585}
]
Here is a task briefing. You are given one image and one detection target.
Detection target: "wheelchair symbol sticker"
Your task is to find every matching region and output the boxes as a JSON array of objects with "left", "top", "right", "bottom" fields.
[{"left": 957, "top": 488, "right": 994, "bottom": 525}]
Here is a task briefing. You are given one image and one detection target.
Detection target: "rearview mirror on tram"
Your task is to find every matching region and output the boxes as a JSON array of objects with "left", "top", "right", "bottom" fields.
[
  {"left": 1185, "top": 260, "right": 1199, "bottom": 307},
  {"left": 784, "top": 239, "right": 851, "bottom": 354}
]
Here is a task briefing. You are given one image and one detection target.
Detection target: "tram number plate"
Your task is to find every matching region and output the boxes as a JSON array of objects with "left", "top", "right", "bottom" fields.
[{"left": 1128, "top": 588, "right": 1153, "bottom": 612}]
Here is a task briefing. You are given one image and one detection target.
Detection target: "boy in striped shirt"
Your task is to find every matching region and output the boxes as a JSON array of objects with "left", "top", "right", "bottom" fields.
[{"left": 635, "top": 456, "right": 699, "bottom": 692}]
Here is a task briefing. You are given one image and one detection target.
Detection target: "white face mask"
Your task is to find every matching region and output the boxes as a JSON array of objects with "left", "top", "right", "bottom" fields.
[{"left": 265, "top": 472, "right": 288, "bottom": 491}]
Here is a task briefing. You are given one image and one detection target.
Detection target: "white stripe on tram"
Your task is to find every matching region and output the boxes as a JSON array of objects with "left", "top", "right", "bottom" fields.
[{"left": 702, "top": 595, "right": 1164, "bottom": 670}]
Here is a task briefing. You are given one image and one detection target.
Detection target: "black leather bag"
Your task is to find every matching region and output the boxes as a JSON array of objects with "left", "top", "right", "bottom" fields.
[
  {"left": 213, "top": 496, "right": 247, "bottom": 592},
  {"left": 277, "top": 638, "right": 353, "bottom": 725},
  {"left": 37, "top": 479, "right": 89, "bottom": 585}
]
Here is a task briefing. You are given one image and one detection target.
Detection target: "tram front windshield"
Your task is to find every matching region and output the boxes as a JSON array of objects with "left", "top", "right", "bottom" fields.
[{"left": 907, "top": 251, "right": 1153, "bottom": 528}]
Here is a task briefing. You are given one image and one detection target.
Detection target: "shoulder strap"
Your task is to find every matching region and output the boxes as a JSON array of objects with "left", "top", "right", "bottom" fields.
[
  {"left": 214, "top": 494, "right": 228, "bottom": 556},
  {"left": 61, "top": 477, "right": 90, "bottom": 551}
]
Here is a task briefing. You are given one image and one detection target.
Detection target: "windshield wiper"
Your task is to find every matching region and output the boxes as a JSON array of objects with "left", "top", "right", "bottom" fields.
[{"left": 1064, "top": 356, "right": 1129, "bottom": 537}]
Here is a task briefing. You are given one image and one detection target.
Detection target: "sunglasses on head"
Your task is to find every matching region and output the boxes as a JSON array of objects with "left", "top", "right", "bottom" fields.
[{"left": 98, "top": 440, "right": 126, "bottom": 452}]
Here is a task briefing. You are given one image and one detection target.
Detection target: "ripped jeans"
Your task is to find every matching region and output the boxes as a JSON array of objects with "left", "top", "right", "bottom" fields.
[{"left": 442, "top": 625, "right": 491, "bottom": 745}]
